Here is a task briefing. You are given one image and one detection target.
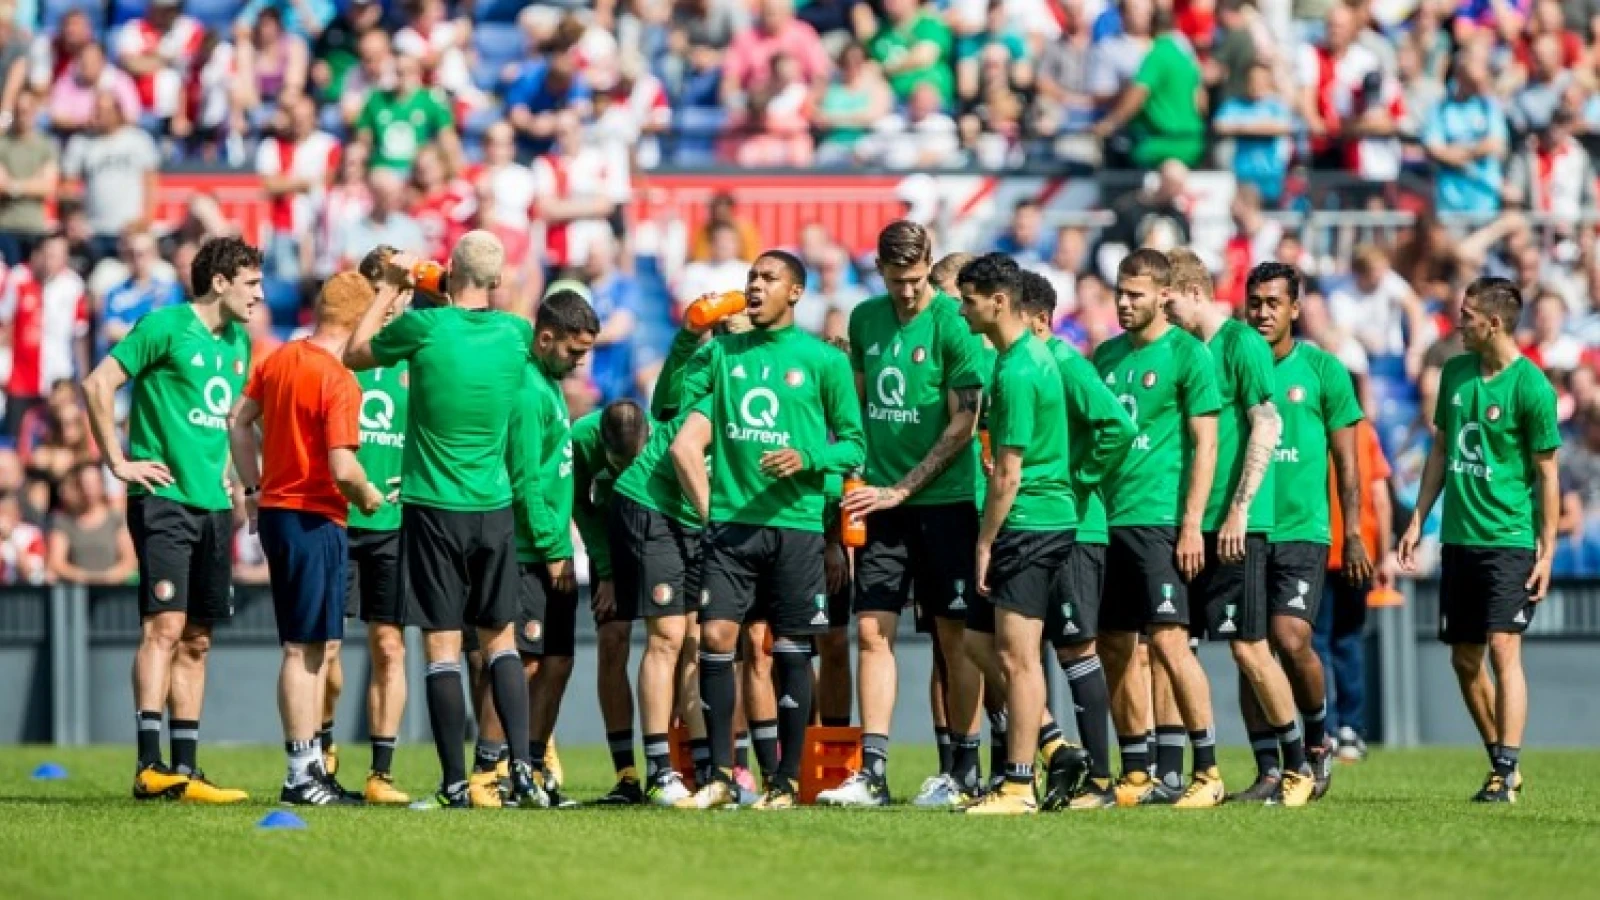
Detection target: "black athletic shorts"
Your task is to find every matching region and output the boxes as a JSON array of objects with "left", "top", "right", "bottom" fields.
[
  {"left": 258, "top": 508, "right": 347, "bottom": 645},
  {"left": 609, "top": 494, "right": 702, "bottom": 621},
  {"left": 853, "top": 503, "right": 979, "bottom": 622},
  {"left": 1439, "top": 545, "right": 1538, "bottom": 645},
  {"left": 400, "top": 504, "right": 518, "bottom": 632},
  {"left": 1101, "top": 526, "right": 1188, "bottom": 633},
  {"left": 1191, "top": 532, "right": 1269, "bottom": 642},
  {"left": 516, "top": 561, "right": 580, "bottom": 657},
  {"left": 1265, "top": 541, "right": 1328, "bottom": 624},
  {"left": 347, "top": 527, "right": 404, "bottom": 624},
  {"left": 967, "top": 528, "right": 1075, "bottom": 632},
  {"left": 699, "top": 523, "right": 829, "bottom": 638},
  {"left": 127, "top": 495, "right": 234, "bottom": 623},
  {"left": 1047, "top": 542, "right": 1106, "bottom": 648}
]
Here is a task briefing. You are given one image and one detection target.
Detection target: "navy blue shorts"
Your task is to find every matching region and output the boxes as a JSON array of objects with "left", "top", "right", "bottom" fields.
[{"left": 259, "top": 508, "right": 349, "bottom": 644}]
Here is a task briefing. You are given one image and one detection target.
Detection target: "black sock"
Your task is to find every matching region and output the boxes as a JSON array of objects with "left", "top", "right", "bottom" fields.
[
  {"left": 1493, "top": 745, "right": 1520, "bottom": 777},
  {"left": 474, "top": 739, "right": 505, "bottom": 773},
  {"left": 751, "top": 720, "right": 780, "bottom": 779},
  {"left": 1275, "top": 720, "right": 1307, "bottom": 772},
  {"left": 1302, "top": 701, "right": 1328, "bottom": 749},
  {"left": 370, "top": 736, "right": 396, "bottom": 776},
  {"left": 169, "top": 719, "right": 199, "bottom": 775},
  {"left": 863, "top": 732, "right": 889, "bottom": 781},
  {"left": 822, "top": 716, "right": 851, "bottom": 727},
  {"left": 1485, "top": 742, "right": 1500, "bottom": 769},
  {"left": 487, "top": 650, "right": 531, "bottom": 766},
  {"left": 691, "top": 737, "right": 712, "bottom": 781},
  {"left": 953, "top": 734, "right": 982, "bottom": 793},
  {"left": 734, "top": 732, "right": 751, "bottom": 771},
  {"left": 1004, "top": 761, "right": 1033, "bottom": 786},
  {"left": 319, "top": 720, "right": 335, "bottom": 753},
  {"left": 1190, "top": 726, "right": 1217, "bottom": 774},
  {"left": 935, "top": 727, "right": 954, "bottom": 776},
  {"left": 1249, "top": 729, "right": 1281, "bottom": 778},
  {"left": 1065, "top": 655, "right": 1112, "bottom": 780},
  {"left": 136, "top": 711, "right": 163, "bottom": 767},
  {"left": 1155, "top": 725, "right": 1186, "bottom": 789},
  {"left": 644, "top": 733, "right": 672, "bottom": 779},
  {"left": 529, "top": 738, "right": 548, "bottom": 771},
  {"left": 988, "top": 709, "right": 1009, "bottom": 782},
  {"left": 1118, "top": 734, "right": 1149, "bottom": 777},
  {"left": 772, "top": 639, "right": 813, "bottom": 784},
  {"left": 699, "top": 651, "right": 737, "bottom": 772},
  {"left": 607, "top": 729, "right": 636, "bottom": 775},
  {"left": 425, "top": 660, "right": 468, "bottom": 790},
  {"left": 1038, "top": 721, "right": 1064, "bottom": 753}
]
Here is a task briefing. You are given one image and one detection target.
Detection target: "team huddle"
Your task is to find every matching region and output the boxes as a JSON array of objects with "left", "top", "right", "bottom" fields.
[{"left": 80, "top": 218, "right": 1559, "bottom": 813}]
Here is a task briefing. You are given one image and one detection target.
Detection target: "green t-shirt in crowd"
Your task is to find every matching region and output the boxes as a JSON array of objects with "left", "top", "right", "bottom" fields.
[
  {"left": 110, "top": 304, "right": 251, "bottom": 512},
  {"left": 508, "top": 359, "right": 574, "bottom": 563},
  {"left": 348, "top": 363, "right": 409, "bottom": 531},
  {"left": 1203, "top": 318, "right": 1278, "bottom": 533},
  {"left": 1270, "top": 342, "right": 1362, "bottom": 545},
  {"left": 870, "top": 11, "right": 955, "bottom": 104},
  {"left": 356, "top": 87, "right": 454, "bottom": 173},
  {"left": 987, "top": 331, "right": 1075, "bottom": 531},
  {"left": 370, "top": 305, "right": 533, "bottom": 511},
  {"left": 1093, "top": 325, "right": 1220, "bottom": 528},
  {"left": 1131, "top": 32, "right": 1205, "bottom": 169},
  {"left": 848, "top": 291, "right": 985, "bottom": 507},
  {"left": 1433, "top": 354, "right": 1561, "bottom": 549},
  {"left": 1047, "top": 337, "right": 1137, "bottom": 545}
]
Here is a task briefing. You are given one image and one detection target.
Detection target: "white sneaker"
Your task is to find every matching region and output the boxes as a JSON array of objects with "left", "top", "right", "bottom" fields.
[
  {"left": 913, "top": 774, "right": 964, "bottom": 808},
  {"left": 648, "top": 771, "right": 692, "bottom": 807},
  {"left": 816, "top": 770, "right": 889, "bottom": 807}
]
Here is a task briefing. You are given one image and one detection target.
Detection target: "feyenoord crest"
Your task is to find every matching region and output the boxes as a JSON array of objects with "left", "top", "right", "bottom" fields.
[
  {"left": 523, "top": 620, "right": 544, "bottom": 643},
  {"left": 154, "top": 580, "right": 176, "bottom": 602},
  {"left": 1487, "top": 405, "right": 1502, "bottom": 422},
  {"left": 912, "top": 346, "right": 927, "bottom": 364},
  {"left": 785, "top": 369, "right": 805, "bottom": 388},
  {"left": 1142, "top": 371, "right": 1158, "bottom": 389},
  {"left": 1288, "top": 386, "right": 1305, "bottom": 403},
  {"left": 652, "top": 583, "right": 674, "bottom": 606}
]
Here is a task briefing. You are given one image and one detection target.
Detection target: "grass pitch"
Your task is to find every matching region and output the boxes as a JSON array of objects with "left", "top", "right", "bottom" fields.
[{"left": 1, "top": 745, "right": 1597, "bottom": 899}]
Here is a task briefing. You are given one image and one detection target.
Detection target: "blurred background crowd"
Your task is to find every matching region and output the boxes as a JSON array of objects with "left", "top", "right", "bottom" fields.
[{"left": 0, "top": 0, "right": 1597, "bottom": 584}]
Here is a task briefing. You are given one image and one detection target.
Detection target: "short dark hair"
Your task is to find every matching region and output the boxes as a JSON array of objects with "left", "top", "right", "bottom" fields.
[
  {"left": 1246, "top": 261, "right": 1301, "bottom": 302},
  {"left": 877, "top": 220, "right": 932, "bottom": 268},
  {"left": 1117, "top": 247, "right": 1172, "bottom": 286},
  {"left": 536, "top": 288, "right": 601, "bottom": 337},
  {"left": 190, "top": 237, "right": 262, "bottom": 298},
  {"left": 1464, "top": 276, "right": 1523, "bottom": 330},
  {"left": 1014, "top": 199, "right": 1041, "bottom": 215},
  {"left": 1017, "top": 270, "right": 1057, "bottom": 320},
  {"left": 956, "top": 252, "right": 1023, "bottom": 300},
  {"left": 359, "top": 245, "right": 400, "bottom": 285},
  {"left": 599, "top": 399, "right": 648, "bottom": 457},
  {"left": 757, "top": 249, "right": 807, "bottom": 286}
]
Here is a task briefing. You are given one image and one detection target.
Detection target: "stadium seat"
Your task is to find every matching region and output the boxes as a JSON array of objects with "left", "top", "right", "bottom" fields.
[
  {"left": 671, "top": 105, "right": 726, "bottom": 168},
  {"left": 472, "top": 22, "right": 522, "bottom": 92},
  {"left": 473, "top": 0, "right": 530, "bottom": 24},
  {"left": 41, "top": 0, "right": 105, "bottom": 35},
  {"left": 184, "top": 0, "right": 243, "bottom": 33},
  {"left": 110, "top": 0, "right": 149, "bottom": 26}
]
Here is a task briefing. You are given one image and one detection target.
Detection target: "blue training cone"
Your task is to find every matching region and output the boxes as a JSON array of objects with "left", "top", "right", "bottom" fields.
[
  {"left": 257, "top": 811, "right": 308, "bottom": 830},
  {"left": 30, "top": 763, "right": 67, "bottom": 781}
]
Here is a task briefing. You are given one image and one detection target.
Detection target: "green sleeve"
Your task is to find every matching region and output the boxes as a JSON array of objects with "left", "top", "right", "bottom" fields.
[
  {"left": 650, "top": 328, "right": 704, "bottom": 421},
  {"left": 108, "top": 311, "right": 171, "bottom": 378},
  {"left": 1063, "top": 353, "right": 1137, "bottom": 489},
  {"left": 991, "top": 361, "right": 1036, "bottom": 450},
  {"left": 355, "top": 96, "right": 378, "bottom": 138},
  {"left": 571, "top": 454, "right": 611, "bottom": 580},
  {"left": 506, "top": 380, "right": 545, "bottom": 555},
  {"left": 805, "top": 349, "right": 867, "bottom": 474},
  {"left": 1232, "top": 330, "right": 1275, "bottom": 410},
  {"left": 941, "top": 317, "right": 984, "bottom": 390},
  {"left": 1133, "top": 36, "right": 1170, "bottom": 93},
  {"left": 1521, "top": 370, "right": 1563, "bottom": 454},
  {"left": 673, "top": 341, "right": 718, "bottom": 418},
  {"left": 430, "top": 90, "right": 455, "bottom": 130},
  {"left": 1320, "top": 355, "right": 1364, "bottom": 432},
  {"left": 916, "top": 14, "right": 953, "bottom": 57},
  {"left": 1178, "top": 340, "right": 1222, "bottom": 417},
  {"left": 371, "top": 310, "right": 431, "bottom": 367}
]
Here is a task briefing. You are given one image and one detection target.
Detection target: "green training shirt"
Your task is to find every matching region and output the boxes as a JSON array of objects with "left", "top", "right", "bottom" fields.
[
  {"left": 848, "top": 292, "right": 984, "bottom": 506},
  {"left": 1203, "top": 317, "right": 1278, "bottom": 533},
  {"left": 110, "top": 304, "right": 250, "bottom": 512},
  {"left": 348, "top": 364, "right": 409, "bottom": 531},
  {"left": 1270, "top": 342, "right": 1362, "bottom": 545},
  {"left": 1434, "top": 354, "right": 1561, "bottom": 549},
  {"left": 987, "top": 331, "right": 1075, "bottom": 531},
  {"left": 615, "top": 398, "right": 708, "bottom": 528},
  {"left": 973, "top": 341, "right": 999, "bottom": 507},
  {"left": 508, "top": 360, "right": 574, "bottom": 563},
  {"left": 1047, "top": 337, "right": 1137, "bottom": 545},
  {"left": 1093, "top": 326, "right": 1221, "bottom": 528},
  {"left": 570, "top": 409, "right": 617, "bottom": 579}
]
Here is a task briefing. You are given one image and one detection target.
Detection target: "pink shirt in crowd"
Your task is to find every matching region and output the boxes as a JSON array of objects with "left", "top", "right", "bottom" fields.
[
  {"left": 721, "top": 20, "right": 831, "bottom": 95},
  {"left": 48, "top": 66, "right": 142, "bottom": 128}
]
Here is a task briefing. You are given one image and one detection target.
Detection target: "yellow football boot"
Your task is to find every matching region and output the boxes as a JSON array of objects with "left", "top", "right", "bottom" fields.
[
  {"left": 364, "top": 772, "right": 411, "bottom": 805},
  {"left": 1172, "top": 767, "right": 1225, "bottom": 808}
]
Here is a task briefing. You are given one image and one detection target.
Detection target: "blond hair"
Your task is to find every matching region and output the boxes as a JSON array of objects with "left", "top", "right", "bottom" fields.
[
  {"left": 1166, "top": 247, "right": 1212, "bottom": 298},
  {"left": 315, "top": 272, "right": 376, "bottom": 331},
  {"left": 932, "top": 252, "right": 976, "bottom": 293},
  {"left": 450, "top": 230, "right": 505, "bottom": 289}
]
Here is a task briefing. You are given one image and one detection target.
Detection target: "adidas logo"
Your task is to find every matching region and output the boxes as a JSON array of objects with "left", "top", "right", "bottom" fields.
[
  {"left": 1157, "top": 600, "right": 1176, "bottom": 614},
  {"left": 190, "top": 352, "right": 205, "bottom": 367},
  {"left": 867, "top": 343, "right": 881, "bottom": 356},
  {"left": 778, "top": 695, "right": 800, "bottom": 710},
  {"left": 1513, "top": 610, "right": 1527, "bottom": 624},
  {"left": 1288, "top": 597, "right": 1306, "bottom": 610},
  {"left": 949, "top": 598, "right": 967, "bottom": 612},
  {"left": 731, "top": 364, "right": 747, "bottom": 378},
  {"left": 1218, "top": 620, "right": 1237, "bottom": 634},
  {"left": 1063, "top": 622, "right": 1080, "bottom": 636},
  {"left": 810, "top": 610, "right": 829, "bottom": 626}
]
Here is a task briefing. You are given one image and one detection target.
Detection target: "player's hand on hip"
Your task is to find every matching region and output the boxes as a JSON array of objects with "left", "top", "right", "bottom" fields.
[
  {"left": 842, "top": 484, "right": 904, "bottom": 516},
  {"left": 1217, "top": 511, "right": 1247, "bottom": 564},
  {"left": 549, "top": 558, "right": 576, "bottom": 594},
  {"left": 113, "top": 459, "right": 173, "bottom": 492},
  {"left": 1342, "top": 539, "right": 1374, "bottom": 586},
  {"left": 591, "top": 579, "right": 615, "bottom": 620},
  {"left": 975, "top": 541, "right": 993, "bottom": 597},
  {"left": 759, "top": 450, "right": 804, "bottom": 479},
  {"left": 1396, "top": 521, "right": 1421, "bottom": 571},
  {"left": 1176, "top": 524, "right": 1205, "bottom": 582}
]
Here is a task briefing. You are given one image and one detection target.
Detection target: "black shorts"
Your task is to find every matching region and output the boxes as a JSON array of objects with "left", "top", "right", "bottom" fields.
[
  {"left": 1191, "top": 532, "right": 1269, "bottom": 642},
  {"left": 1101, "top": 526, "right": 1188, "bottom": 633},
  {"left": 609, "top": 495, "right": 702, "bottom": 621},
  {"left": 1439, "top": 545, "right": 1537, "bottom": 645},
  {"left": 699, "top": 523, "right": 829, "bottom": 638},
  {"left": 853, "top": 503, "right": 978, "bottom": 622},
  {"left": 516, "top": 561, "right": 580, "bottom": 657},
  {"left": 127, "top": 495, "right": 234, "bottom": 623},
  {"left": 347, "top": 528, "right": 404, "bottom": 624},
  {"left": 967, "top": 529, "right": 1075, "bottom": 632},
  {"left": 1265, "top": 541, "right": 1328, "bottom": 624},
  {"left": 258, "top": 508, "right": 347, "bottom": 644},
  {"left": 400, "top": 504, "right": 518, "bottom": 632},
  {"left": 1047, "top": 542, "right": 1106, "bottom": 648}
]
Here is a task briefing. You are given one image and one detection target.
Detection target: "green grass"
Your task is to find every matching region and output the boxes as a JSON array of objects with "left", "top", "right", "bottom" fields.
[{"left": 1, "top": 745, "right": 1597, "bottom": 899}]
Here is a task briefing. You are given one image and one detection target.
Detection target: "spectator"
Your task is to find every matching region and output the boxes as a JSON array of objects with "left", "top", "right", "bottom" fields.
[
  {"left": 48, "top": 44, "right": 141, "bottom": 134},
  {"left": 1210, "top": 0, "right": 1267, "bottom": 104},
  {"left": 0, "top": 233, "right": 87, "bottom": 435},
  {"left": 310, "top": 0, "right": 383, "bottom": 102},
  {"left": 61, "top": 92, "right": 160, "bottom": 263},
  {"left": 1097, "top": 159, "right": 1192, "bottom": 259},
  {"left": 394, "top": 0, "right": 485, "bottom": 111},
  {"left": 532, "top": 111, "right": 628, "bottom": 275},
  {"left": 355, "top": 52, "right": 460, "bottom": 176},
  {"left": 1039, "top": 225, "right": 1088, "bottom": 316},
  {"left": 464, "top": 122, "right": 538, "bottom": 235},
  {"left": 855, "top": 0, "right": 955, "bottom": 106},
  {"left": 589, "top": 51, "right": 672, "bottom": 171},
  {"left": 235, "top": 0, "right": 336, "bottom": 43},
  {"left": 0, "top": 447, "right": 18, "bottom": 495},
  {"left": 1091, "top": 8, "right": 1205, "bottom": 169},
  {"left": 1217, "top": 184, "right": 1285, "bottom": 307},
  {"left": 1300, "top": 288, "right": 1373, "bottom": 380},
  {"left": 814, "top": 42, "right": 892, "bottom": 166},
  {"left": 1521, "top": 290, "right": 1584, "bottom": 371},
  {"left": 1088, "top": 0, "right": 1154, "bottom": 109},
  {"left": 1214, "top": 61, "right": 1294, "bottom": 205},
  {"left": 256, "top": 94, "right": 340, "bottom": 282},
  {"left": 721, "top": 52, "right": 815, "bottom": 167},
  {"left": 315, "top": 141, "right": 371, "bottom": 277},
  {"left": 721, "top": 0, "right": 830, "bottom": 108},
  {"left": 25, "top": 382, "right": 98, "bottom": 480},
  {"left": 1070, "top": 272, "right": 1120, "bottom": 351},
  {"left": 688, "top": 190, "right": 762, "bottom": 262},
  {"left": 1408, "top": 0, "right": 1453, "bottom": 82},
  {"left": 1423, "top": 51, "right": 1509, "bottom": 215},
  {"left": 27, "top": 9, "right": 94, "bottom": 97},
  {"left": 175, "top": 29, "right": 247, "bottom": 165},
  {"left": 461, "top": 176, "right": 539, "bottom": 310},
  {"left": 332, "top": 168, "right": 426, "bottom": 271},
  {"left": 1032, "top": 0, "right": 1097, "bottom": 135},
  {"left": 958, "top": 63, "right": 1027, "bottom": 169},
  {"left": 505, "top": 17, "right": 594, "bottom": 160},
  {"left": 1297, "top": 4, "right": 1403, "bottom": 184},
  {"left": 0, "top": 4, "right": 31, "bottom": 125},
  {"left": 337, "top": 28, "right": 394, "bottom": 127},
  {"left": 114, "top": 0, "right": 204, "bottom": 129},
  {"left": 1396, "top": 38, "right": 1444, "bottom": 139},
  {"left": 1503, "top": 109, "right": 1595, "bottom": 218},
  {"left": 1560, "top": 406, "right": 1600, "bottom": 539},
  {"left": 96, "top": 229, "right": 182, "bottom": 358},
  {"left": 408, "top": 145, "right": 471, "bottom": 264},
  {"left": 1452, "top": 0, "right": 1531, "bottom": 39},
  {"left": 0, "top": 488, "right": 45, "bottom": 584},
  {"left": 1327, "top": 243, "right": 1426, "bottom": 371},
  {"left": 1517, "top": 0, "right": 1584, "bottom": 68},
  {"left": 237, "top": 6, "right": 311, "bottom": 115},
  {"left": 796, "top": 222, "right": 855, "bottom": 292},
  {"left": 47, "top": 463, "right": 134, "bottom": 585},
  {"left": 991, "top": 199, "right": 1052, "bottom": 265},
  {"left": 582, "top": 233, "right": 639, "bottom": 403},
  {"left": 678, "top": 220, "right": 752, "bottom": 304},
  {"left": 1509, "top": 32, "right": 1573, "bottom": 132},
  {"left": 955, "top": 0, "right": 1031, "bottom": 106},
  {"left": 861, "top": 81, "right": 960, "bottom": 169},
  {"left": 662, "top": 0, "right": 749, "bottom": 107},
  {"left": 244, "top": 294, "right": 284, "bottom": 378},
  {"left": 0, "top": 89, "right": 57, "bottom": 266},
  {"left": 804, "top": 244, "right": 869, "bottom": 340}
]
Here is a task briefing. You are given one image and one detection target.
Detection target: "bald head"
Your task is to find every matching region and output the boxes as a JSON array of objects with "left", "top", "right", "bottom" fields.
[{"left": 450, "top": 230, "right": 505, "bottom": 292}]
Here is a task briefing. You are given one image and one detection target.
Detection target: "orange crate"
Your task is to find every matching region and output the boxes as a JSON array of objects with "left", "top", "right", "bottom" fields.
[{"left": 798, "top": 726, "right": 862, "bottom": 804}]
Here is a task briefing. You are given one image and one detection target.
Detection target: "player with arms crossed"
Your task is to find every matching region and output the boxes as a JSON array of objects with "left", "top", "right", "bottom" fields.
[
  {"left": 1242, "top": 261, "right": 1370, "bottom": 802},
  {"left": 82, "top": 236, "right": 261, "bottom": 804},
  {"left": 816, "top": 221, "right": 986, "bottom": 808},
  {"left": 1399, "top": 276, "right": 1560, "bottom": 804},
  {"left": 669, "top": 251, "right": 865, "bottom": 810}
]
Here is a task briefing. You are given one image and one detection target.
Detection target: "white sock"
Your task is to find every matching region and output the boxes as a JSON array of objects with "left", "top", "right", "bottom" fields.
[{"left": 286, "top": 739, "right": 319, "bottom": 787}]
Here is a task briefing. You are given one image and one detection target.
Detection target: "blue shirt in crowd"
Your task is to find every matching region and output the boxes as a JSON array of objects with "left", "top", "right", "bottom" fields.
[
  {"left": 1214, "top": 96, "right": 1293, "bottom": 204},
  {"left": 587, "top": 272, "right": 637, "bottom": 403},
  {"left": 1423, "top": 92, "right": 1508, "bottom": 214},
  {"left": 99, "top": 276, "right": 183, "bottom": 358},
  {"left": 504, "top": 60, "right": 592, "bottom": 157}
]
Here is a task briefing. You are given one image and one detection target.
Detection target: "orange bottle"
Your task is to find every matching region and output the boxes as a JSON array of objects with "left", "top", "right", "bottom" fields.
[
  {"left": 411, "top": 260, "right": 445, "bottom": 293},
  {"left": 841, "top": 469, "right": 867, "bottom": 548},
  {"left": 979, "top": 430, "right": 993, "bottom": 469},
  {"left": 685, "top": 290, "right": 747, "bottom": 330}
]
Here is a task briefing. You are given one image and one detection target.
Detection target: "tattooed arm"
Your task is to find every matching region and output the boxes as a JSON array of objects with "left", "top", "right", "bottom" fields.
[
  {"left": 1218, "top": 400, "right": 1281, "bottom": 563},
  {"left": 841, "top": 386, "right": 981, "bottom": 516}
]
